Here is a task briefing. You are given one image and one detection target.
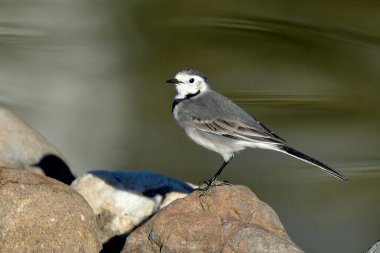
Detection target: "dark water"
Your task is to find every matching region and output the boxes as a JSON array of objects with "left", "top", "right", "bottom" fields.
[{"left": 1, "top": 1, "right": 379, "bottom": 252}]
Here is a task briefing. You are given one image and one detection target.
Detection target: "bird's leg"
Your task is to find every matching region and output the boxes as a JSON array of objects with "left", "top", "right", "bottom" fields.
[
  {"left": 198, "top": 158, "right": 232, "bottom": 195},
  {"left": 208, "top": 160, "right": 229, "bottom": 185}
]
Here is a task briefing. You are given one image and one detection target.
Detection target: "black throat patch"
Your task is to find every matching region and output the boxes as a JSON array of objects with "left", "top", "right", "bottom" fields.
[{"left": 172, "top": 90, "right": 201, "bottom": 112}]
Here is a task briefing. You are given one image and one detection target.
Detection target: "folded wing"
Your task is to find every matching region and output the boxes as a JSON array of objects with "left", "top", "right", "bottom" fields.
[{"left": 193, "top": 117, "right": 286, "bottom": 145}]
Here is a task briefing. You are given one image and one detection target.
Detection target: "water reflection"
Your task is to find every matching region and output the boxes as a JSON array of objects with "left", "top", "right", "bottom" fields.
[
  {"left": 343, "top": 161, "right": 380, "bottom": 174},
  {"left": 0, "top": 1, "right": 379, "bottom": 253},
  {"left": 196, "top": 16, "right": 380, "bottom": 47},
  {"left": 226, "top": 91, "right": 333, "bottom": 106}
]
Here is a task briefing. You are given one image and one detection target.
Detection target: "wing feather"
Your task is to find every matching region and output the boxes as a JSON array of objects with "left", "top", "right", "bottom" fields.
[{"left": 192, "top": 117, "right": 286, "bottom": 144}]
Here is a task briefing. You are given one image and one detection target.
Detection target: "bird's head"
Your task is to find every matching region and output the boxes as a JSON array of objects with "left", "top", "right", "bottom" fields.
[{"left": 166, "top": 68, "right": 211, "bottom": 99}]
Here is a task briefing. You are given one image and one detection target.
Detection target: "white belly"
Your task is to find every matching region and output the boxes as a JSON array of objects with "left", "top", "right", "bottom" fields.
[{"left": 185, "top": 128, "right": 247, "bottom": 161}]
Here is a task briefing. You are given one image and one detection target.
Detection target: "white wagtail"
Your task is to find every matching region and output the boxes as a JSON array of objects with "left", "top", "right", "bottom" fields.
[{"left": 166, "top": 68, "right": 348, "bottom": 190}]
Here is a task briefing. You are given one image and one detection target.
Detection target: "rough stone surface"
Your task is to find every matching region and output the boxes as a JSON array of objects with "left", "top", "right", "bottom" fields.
[
  {"left": 122, "top": 184, "right": 304, "bottom": 253},
  {"left": 71, "top": 171, "right": 195, "bottom": 245},
  {"left": 0, "top": 167, "right": 101, "bottom": 253},
  {"left": 0, "top": 107, "right": 75, "bottom": 184}
]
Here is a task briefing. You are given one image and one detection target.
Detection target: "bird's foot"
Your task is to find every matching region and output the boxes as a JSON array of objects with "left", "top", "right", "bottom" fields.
[{"left": 196, "top": 179, "right": 231, "bottom": 197}]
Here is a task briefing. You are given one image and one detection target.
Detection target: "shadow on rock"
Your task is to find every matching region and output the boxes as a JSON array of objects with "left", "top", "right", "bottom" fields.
[
  {"left": 87, "top": 170, "right": 194, "bottom": 194},
  {"left": 0, "top": 106, "right": 76, "bottom": 184},
  {"left": 32, "top": 154, "right": 75, "bottom": 185}
]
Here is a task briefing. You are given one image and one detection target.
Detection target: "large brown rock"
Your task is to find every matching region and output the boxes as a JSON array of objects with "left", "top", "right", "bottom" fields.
[
  {"left": 0, "top": 167, "right": 101, "bottom": 253},
  {"left": 122, "top": 184, "right": 304, "bottom": 253}
]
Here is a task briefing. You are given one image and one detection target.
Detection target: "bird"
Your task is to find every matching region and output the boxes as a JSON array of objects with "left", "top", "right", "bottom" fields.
[{"left": 166, "top": 68, "right": 348, "bottom": 191}]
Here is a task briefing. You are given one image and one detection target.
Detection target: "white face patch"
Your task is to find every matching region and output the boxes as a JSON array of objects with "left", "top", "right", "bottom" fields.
[{"left": 174, "top": 73, "right": 209, "bottom": 99}]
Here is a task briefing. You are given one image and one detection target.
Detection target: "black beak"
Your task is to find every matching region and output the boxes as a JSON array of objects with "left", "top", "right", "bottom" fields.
[{"left": 166, "top": 78, "right": 182, "bottom": 84}]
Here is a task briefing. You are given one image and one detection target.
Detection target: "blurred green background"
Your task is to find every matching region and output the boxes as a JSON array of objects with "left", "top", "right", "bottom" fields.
[{"left": 0, "top": 1, "right": 379, "bottom": 252}]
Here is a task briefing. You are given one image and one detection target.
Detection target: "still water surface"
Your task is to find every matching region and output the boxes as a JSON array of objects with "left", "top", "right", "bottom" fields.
[{"left": 0, "top": 1, "right": 379, "bottom": 252}]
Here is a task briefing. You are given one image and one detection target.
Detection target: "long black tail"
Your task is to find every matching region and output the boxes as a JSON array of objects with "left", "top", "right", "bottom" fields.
[{"left": 279, "top": 146, "right": 348, "bottom": 181}]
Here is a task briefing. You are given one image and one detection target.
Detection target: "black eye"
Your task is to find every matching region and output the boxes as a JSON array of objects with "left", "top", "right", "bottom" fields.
[{"left": 189, "top": 78, "right": 194, "bottom": 83}]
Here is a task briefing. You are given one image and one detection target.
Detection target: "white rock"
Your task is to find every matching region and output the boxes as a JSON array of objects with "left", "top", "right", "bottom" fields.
[{"left": 71, "top": 171, "right": 194, "bottom": 243}]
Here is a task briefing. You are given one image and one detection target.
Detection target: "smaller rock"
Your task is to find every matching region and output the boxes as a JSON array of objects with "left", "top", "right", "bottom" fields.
[
  {"left": 0, "top": 107, "right": 75, "bottom": 184},
  {"left": 122, "top": 184, "right": 304, "bottom": 253},
  {"left": 0, "top": 167, "right": 101, "bottom": 253},
  {"left": 71, "top": 171, "right": 194, "bottom": 245}
]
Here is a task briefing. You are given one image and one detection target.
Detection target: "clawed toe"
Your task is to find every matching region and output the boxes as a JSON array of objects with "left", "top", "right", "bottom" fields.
[
  {"left": 197, "top": 179, "right": 212, "bottom": 190},
  {"left": 221, "top": 180, "right": 232, "bottom": 186},
  {"left": 196, "top": 179, "right": 231, "bottom": 197}
]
